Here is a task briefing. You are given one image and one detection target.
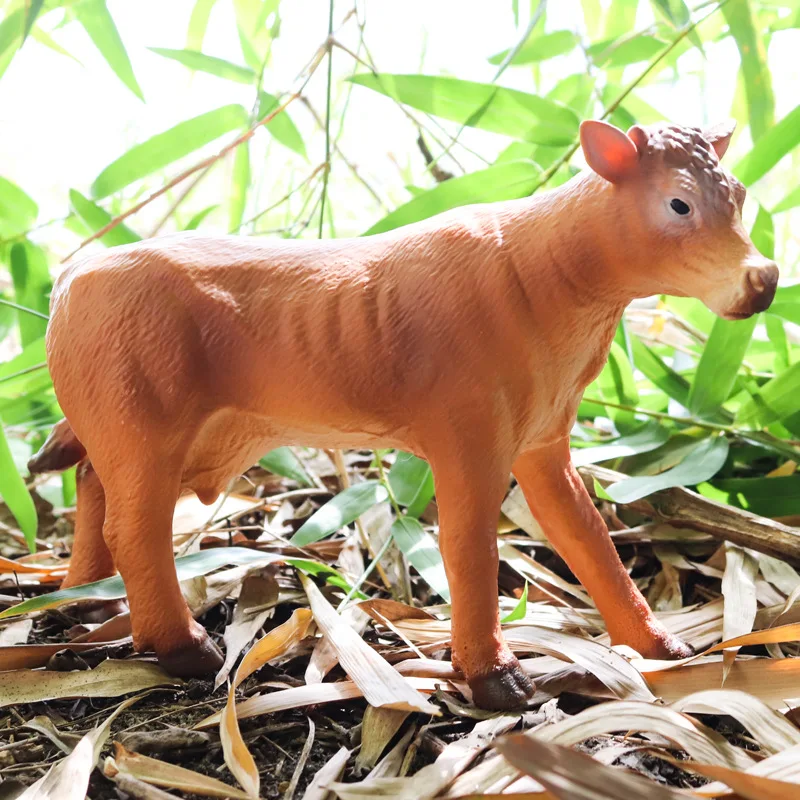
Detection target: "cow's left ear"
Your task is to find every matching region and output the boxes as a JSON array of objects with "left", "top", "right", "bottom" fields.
[{"left": 704, "top": 120, "right": 737, "bottom": 160}]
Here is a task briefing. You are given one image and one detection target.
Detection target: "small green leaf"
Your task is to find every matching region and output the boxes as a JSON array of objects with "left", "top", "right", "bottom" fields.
[
  {"left": 591, "top": 34, "right": 668, "bottom": 67},
  {"left": 630, "top": 336, "right": 690, "bottom": 407},
  {"left": 501, "top": 584, "right": 528, "bottom": 623},
  {"left": 736, "top": 361, "right": 800, "bottom": 429},
  {"left": 391, "top": 516, "right": 450, "bottom": 602},
  {"left": 184, "top": 204, "right": 219, "bottom": 230},
  {"left": 364, "top": 160, "right": 542, "bottom": 236},
  {"left": 0, "top": 548, "right": 358, "bottom": 618},
  {"left": 74, "top": 0, "right": 144, "bottom": 101},
  {"left": 604, "top": 436, "right": 730, "bottom": 504},
  {"left": 765, "top": 314, "right": 791, "bottom": 372},
  {"left": 349, "top": 73, "right": 579, "bottom": 146},
  {"left": 699, "top": 475, "right": 800, "bottom": 517},
  {"left": 651, "top": 0, "right": 690, "bottom": 26},
  {"left": 0, "top": 9, "right": 24, "bottom": 79},
  {"left": 722, "top": 0, "right": 775, "bottom": 141},
  {"left": 228, "top": 140, "right": 250, "bottom": 232},
  {"left": 0, "top": 176, "right": 37, "bottom": 236},
  {"left": 22, "top": 0, "right": 45, "bottom": 43},
  {"left": 9, "top": 241, "right": 50, "bottom": 347},
  {"left": 734, "top": 103, "right": 800, "bottom": 186},
  {"left": 91, "top": 104, "right": 249, "bottom": 198},
  {"left": 257, "top": 91, "right": 307, "bottom": 158},
  {"left": 593, "top": 477, "right": 614, "bottom": 501},
  {"left": 571, "top": 422, "right": 670, "bottom": 467},
  {"left": 388, "top": 452, "right": 434, "bottom": 517},
  {"left": 0, "top": 425, "right": 37, "bottom": 552},
  {"left": 259, "top": 447, "right": 312, "bottom": 487},
  {"left": 186, "top": 0, "right": 218, "bottom": 51},
  {"left": 749, "top": 204, "right": 774, "bottom": 259},
  {"left": 69, "top": 190, "right": 140, "bottom": 247},
  {"left": 772, "top": 185, "right": 800, "bottom": 214},
  {"left": 489, "top": 30, "right": 579, "bottom": 65},
  {"left": 0, "top": 337, "right": 49, "bottom": 398},
  {"left": 290, "top": 481, "right": 388, "bottom": 546},
  {"left": 149, "top": 47, "right": 255, "bottom": 84},
  {"left": 687, "top": 315, "right": 757, "bottom": 418}
]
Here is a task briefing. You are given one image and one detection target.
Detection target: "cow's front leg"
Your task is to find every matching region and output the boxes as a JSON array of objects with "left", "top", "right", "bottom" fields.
[
  {"left": 513, "top": 438, "right": 692, "bottom": 659},
  {"left": 430, "top": 448, "right": 534, "bottom": 709}
]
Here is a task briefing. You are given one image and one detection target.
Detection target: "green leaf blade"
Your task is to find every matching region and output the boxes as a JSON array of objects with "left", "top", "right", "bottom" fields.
[
  {"left": 91, "top": 104, "right": 249, "bottom": 198},
  {"left": 0, "top": 425, "right": 37, "bottom": 552},
  {"left": 290, "top": 481, "right": 388, "bottom": 546},
  {"left": 391, "top": 516, "right": 450, "bottom": 602},
  {"left": 75, "top": 0, "right": 144, "bottom": 101}
]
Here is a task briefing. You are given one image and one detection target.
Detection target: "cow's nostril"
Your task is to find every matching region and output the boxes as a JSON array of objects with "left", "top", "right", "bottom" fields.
[{"left": 748, "top": 270, "right": 766, "bottom": 294}]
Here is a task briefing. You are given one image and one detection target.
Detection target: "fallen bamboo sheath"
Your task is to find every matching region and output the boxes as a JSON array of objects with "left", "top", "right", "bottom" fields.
[{"left": 579, "top": 464, "right": 800, "bottom": 565}]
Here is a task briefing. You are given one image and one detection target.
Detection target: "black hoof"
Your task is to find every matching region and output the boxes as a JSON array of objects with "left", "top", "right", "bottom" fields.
[
  {"left": 469, "top": 659, "right": 535, "bottom": 710},
  {"left": 157, "top": 633, "right": 224, "bottom": 678}
]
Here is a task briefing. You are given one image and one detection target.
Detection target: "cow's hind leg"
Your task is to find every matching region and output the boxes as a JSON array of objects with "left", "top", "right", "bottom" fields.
[
  {"left": 61, "top": 460, "right": 126, "bottom": 622},
  {"left": 98, "top": 452, "right": 223, "bottom": 677}
]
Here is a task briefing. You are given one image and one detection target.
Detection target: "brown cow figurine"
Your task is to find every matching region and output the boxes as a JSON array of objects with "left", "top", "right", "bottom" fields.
[{"left": 29, "top": 119, "right": 778, "bottom": 710}]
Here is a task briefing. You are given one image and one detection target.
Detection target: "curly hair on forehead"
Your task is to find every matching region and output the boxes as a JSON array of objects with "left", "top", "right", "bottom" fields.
[{"left": 637, "top": 123, "right": 739, "bottom": 215}]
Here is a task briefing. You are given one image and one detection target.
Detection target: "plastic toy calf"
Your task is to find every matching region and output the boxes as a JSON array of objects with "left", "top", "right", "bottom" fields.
[{"left": 29, "top": 120, "right": 778, "bottom": 710}]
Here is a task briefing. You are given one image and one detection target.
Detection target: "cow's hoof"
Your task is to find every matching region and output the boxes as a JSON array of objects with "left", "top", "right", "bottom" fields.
[
  {"left": 469, "top": 658, "right": 535, "bottom": 710},
  {"left": 75, "top": 598, "right": 128, "bottom": 624},
  {"left": 636, "top": 630, "right": 695, "bottom": 660},
  {"left": 157, "top": 633, "right": 224, "bottom": 678}
]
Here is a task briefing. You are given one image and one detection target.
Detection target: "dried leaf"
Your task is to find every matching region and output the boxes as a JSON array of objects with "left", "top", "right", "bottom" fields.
[
  {"left": 721, "top": 543, "right": 758, "bottom": 678},
  {"left": 356, "top": 706, "right": 411, "bottom": 773},
  {"left": 302, "top": 746, "right": 350, "bottom": 800},
  {"left": 19, "top": 693, "right": 142, "bottom": 799},
  {"left": 108, "top": 743, "right": 252, "bottom": 799},
  {"left": 299, "top": 573, "right": 439, "bottom": 714},
  {"left": 0, "top": 619, "right": 32, "bottom": 645},
  {"left": 497, "top": 733, "right": 688, "bottom": 799},
  {"left": 0, "top": 659, "right": 180, "bottom": 707},
  {"left": 222, "top": 608, "right": 313, "bottom": 798}
]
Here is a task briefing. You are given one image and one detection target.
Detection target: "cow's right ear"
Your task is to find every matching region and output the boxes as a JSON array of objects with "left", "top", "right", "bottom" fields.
[{"left": 580, "top": 120, "right": 640, "bottom": 184}]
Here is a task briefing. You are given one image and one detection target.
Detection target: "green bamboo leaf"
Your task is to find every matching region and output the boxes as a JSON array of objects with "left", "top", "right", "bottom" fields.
[
  {"left": 604, "top": 436, "right": 729, "bottom": 504},
  {"left": 9, "top": 242, "right": 50, "bottom": 347},
  {"left": 0, "top": 176, "right": 37, "bottom": 236},
  {"left": 571, "top": 422, "right": 670, "bottom": 468},
  {"left": 0, "top": 548, "right": 360, "bottom": 619},
  {"left": 69, "top": 190, "right": 140, "bottom": 247},
  {"left": 91, "top": 104, "right": 249, "bottom": 198},
  {"left": 651, "top": 0, "right": 690, "bottom": 26},
  {"left": 349, "top": 73, "right": 579, "bottom": 146},
  {"left": 186, "top": 0, "right": 219, "bottom": 51},
  {"left": 749, "top": 204, "right": 774, "bottom": 259},
  {"left": 764, "top": 314, "right": 790, "bottom": 372},
  {"left": 722, "top": 0, "right": 774, "bottom": 141},
  {"left": 699, "top": 475, "right": 800, "bottom": 517},
  {"left": 0, "top": 425, "right": 37, "bottom": 552},
  {"left": 501, "top": 584, "right": 528, "bottom": 623},
  {"left": 772, "top": 185, "right": 800, "bottom": 214},
  {"left": 0, "top": 8, "right": 24, "bottom": 79},
  {"left": 687, "top": 315, "right": 757, "bottom": 418},
  {"left": 257, "top": 91, "right": 307, "bottom": 158},
  {"left": 228, "top": 140, "right": 250, "bottom": 232},
  {"left": 22, "top": 0, "right": 45, "bottom": 43},
  {"left": 630, "top": 336, "right": 690, "bottom": 407},
  {"left": 364, "top": 160, "right": 542, "bottom": 236},
  {"left": 74, "top": 0, "right": 144, "bottom": 101},
  {"left": 0, "top": 337, "right": 49, "bottom": 399},
  {"left": 489, "top": 30, "right": 578, "bottom": 65},
  {"left": 259, "top": 446, "right": 312, "bottom": 487},
  {"left": 290, "top": 481, "right": 388, "bottom": 546},
  {"left": 391, "top": 516, "right": 450, "bottom": 602},
  {"left": 148, "top": 47, "right": 255, "bottom": 84},
  {"left": 736, "top": 361, "right": 800, "bottom": 429},
  {"left": 184, "top": 204, "right": 219, "bottom": 230},
  {"left": 388, "top": 452, "right": 434, "bottom": 517},
  {"left": 734, "top": 103, "right": 800, "bottom": 187},
  {"left": 590, "top": 34, "right": 668, "bottom": 67}
]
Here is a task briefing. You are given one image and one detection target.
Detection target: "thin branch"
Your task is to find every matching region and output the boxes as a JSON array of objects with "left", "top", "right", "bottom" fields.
[
  {"left": 0, "top": 298, "right": 49, "bottom": 320},
  {"left": 61, "top": 40, "right": 330, "bottom": 263},
  {"left": 317, "top": 0, "right": 336, "bottom": 239}
]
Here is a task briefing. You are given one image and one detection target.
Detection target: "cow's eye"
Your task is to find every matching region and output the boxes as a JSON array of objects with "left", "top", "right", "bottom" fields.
[{"left": 670, "top": 198, "right": 691, "bottom": 216}]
